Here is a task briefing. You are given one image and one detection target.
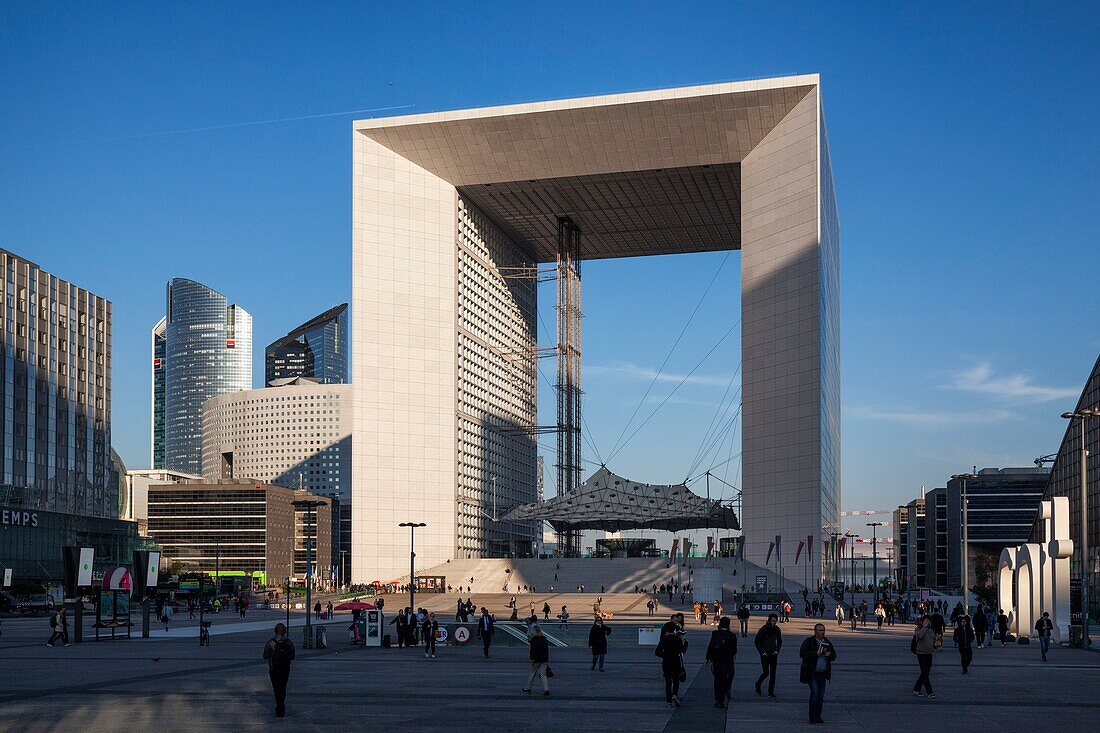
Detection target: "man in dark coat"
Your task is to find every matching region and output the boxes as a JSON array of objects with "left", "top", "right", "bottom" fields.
[
  {"left": 996, "top": 609, "right": 1010, "bottom": 646},
  {"left": 588, "top": 617, "right": 611, "bottom": 671},
  {"left": 754, "top": 612, "right": 783, "bottom": 697},
  {"left": 799, "top": 623, "right": 837, "bottom": 725},
  {"left": 737, "top": 603, "right": 751, "bottom": 638},
  {"left": 476, "top": 607, "right": 495, "bottom": 657},
  {"left": 705, "top": 616, "right": 738, "bottom": 708},
  {"left": 656, "top": 614, "right": 688, "bottom": 707},
  {"left": 972, "top": 605, "right": 989, "bottom": 648}
]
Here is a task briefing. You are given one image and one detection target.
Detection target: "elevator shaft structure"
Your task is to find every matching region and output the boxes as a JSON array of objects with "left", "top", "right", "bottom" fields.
[{"left": 555, "top": 217, "right": 583, "bottom": 557}]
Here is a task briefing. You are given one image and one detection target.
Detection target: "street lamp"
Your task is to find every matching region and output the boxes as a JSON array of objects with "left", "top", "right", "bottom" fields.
[
  {"left": 846, "top": 532, "right": 859, "bottom": 596},
  {"left": 339, "top": 549, "right": 348, "bottom": 590},
  {"left": 293, "top": 499, "right": 326, "bottom": 649},
  {"left": 951, "top": 473, "right": 978, "bottom": 614},
  {"left": 867, "top": 522, "right": 884, "bottom": 602},
  {"left": 1062, "top": 408, "right": 1100, "bottom": 648},
  {"left": 399, "top": 522, "right": 427, "bottom": 613}
]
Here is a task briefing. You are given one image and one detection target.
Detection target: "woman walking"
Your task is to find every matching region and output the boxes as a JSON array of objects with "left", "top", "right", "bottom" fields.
[
  {"left": 953, "top": 615, "right": 975, "bottom": 674},
  {"left": 912, "top": 616, "right": 938, "bottom": 698},
  {"left": 522, "top": 626, "right": 551, "bottom": 696}
]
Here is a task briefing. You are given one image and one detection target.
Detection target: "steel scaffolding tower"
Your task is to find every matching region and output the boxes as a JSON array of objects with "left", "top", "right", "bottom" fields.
[{"left": 555, "top": 217, "right": 583, "bottom": 557}]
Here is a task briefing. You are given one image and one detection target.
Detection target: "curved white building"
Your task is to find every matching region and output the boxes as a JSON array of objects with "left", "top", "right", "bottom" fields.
[{"left": 201, "top": 379, "right": 351, "bottom": 501}]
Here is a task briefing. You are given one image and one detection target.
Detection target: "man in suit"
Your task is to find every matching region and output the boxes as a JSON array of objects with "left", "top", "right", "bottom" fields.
[{"left": 477, "top": 607, "right": 495, "bottom": 657}]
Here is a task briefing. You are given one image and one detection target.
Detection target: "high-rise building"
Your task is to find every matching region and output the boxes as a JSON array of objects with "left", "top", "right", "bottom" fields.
[
  {"left": 265, "top": 304, "right": 348, "bottom": 385},
  {"left": 0, "top": 248, "right": 115, "bottom": 517},
  {"left": 904, "top": 498, "right": 927, "bottom": 590},
  {"left": 351, "top": 75, "right": 839, "bottom": 582},
  {"left": 157, "top": 278, "right": 251, "bottom": 475},
  {"left": 150, "top": 317, "right": 166, "bottom": 469}
]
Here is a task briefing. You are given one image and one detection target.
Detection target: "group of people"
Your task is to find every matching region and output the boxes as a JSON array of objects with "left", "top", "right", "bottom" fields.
[{"left": 386, "top": 607, "right": 441, "bottom": 656}]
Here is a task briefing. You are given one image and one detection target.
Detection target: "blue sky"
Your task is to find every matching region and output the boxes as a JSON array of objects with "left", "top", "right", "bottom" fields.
[{"left": 1, "top": 1, "right": 1098, "bottom": 513}]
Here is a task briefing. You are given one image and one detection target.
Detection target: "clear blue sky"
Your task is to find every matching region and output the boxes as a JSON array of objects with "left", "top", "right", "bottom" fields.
[{"left": 2, "top": 1, "right": 1098, "bottom": 513}]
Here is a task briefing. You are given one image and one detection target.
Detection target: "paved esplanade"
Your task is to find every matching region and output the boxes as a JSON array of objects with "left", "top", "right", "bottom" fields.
[{"left": 2, "top": 599, "right": 1098, "bottom": 731}]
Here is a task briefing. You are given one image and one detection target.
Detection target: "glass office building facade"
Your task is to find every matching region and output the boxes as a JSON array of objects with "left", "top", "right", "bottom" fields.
[
  {"left": 159, "top": 278, "right": 251, "bottom": 476},
  {"left": 265, "top": 303, "right": 347, "bottom": 385},
  {"left": 0, "top": 249, "right": 115, "bottom": 518},
  {"left": 150, "top": 317, "right": 166, "bottom": 469}
]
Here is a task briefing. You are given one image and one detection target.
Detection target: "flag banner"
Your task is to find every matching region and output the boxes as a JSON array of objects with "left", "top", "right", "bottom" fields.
[
  {"left": 765, "top": 541, "right": 775, "bottom": 566},
  {"left": 839, "top": 537, "right": 847, "bottom": 555},
  {"left": 775, "top": 535, "right": 782, "bottom": 566},
  {"left": 670, "top": 538, "right": 680, "bottom": 561},
  {"left": 738, "top": 537, "right": 746, "bottom": 560},
  {"left": 706, "top": 536, "right": 715, "bottom": 559},
  {"left": 795, "top": 541, "right": 805, "bottom": 566},
  {"left": 807, "top": 535, "right": 813, "bottom": 557}
]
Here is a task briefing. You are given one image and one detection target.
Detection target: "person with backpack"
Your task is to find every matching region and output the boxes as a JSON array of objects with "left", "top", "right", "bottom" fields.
[
  {"left": 754, "top": 613, "right": 782, "bottom": 697},
  {"left": 912, "top": 616, "right": 937, "bottom": 698},
  {"left": 799, "top": 623, "right": 837, "bottom": 724},
  {"left": 656, "top": 614, "right": 688, "bottom": 708},
  {"left": 953, "top": 615, "right": 976, "bottom": 673},
  {"left": 1036, "top": 611, "right": 1055, "bottom": 662},
  {"left": 705, "top": 616, "right": 738, "bottom": 709},
  {"left": 46, "top": 607, "right": 70, "bottom": 647},
  {"left": 262, "top": 622, "right": 296, "bottom": 718},
  {"left": 522, "top": 625, "right": 551, "bottom": 696},
  {"left": 737, "top": 603, "right": 751, "bottom": 638},
  {"left": 588, "top": 616, "right": 611, "bottom": 671}
]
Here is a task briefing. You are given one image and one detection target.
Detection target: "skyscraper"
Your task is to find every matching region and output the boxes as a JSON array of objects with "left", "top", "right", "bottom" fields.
[
  {"left": 150, "top": 316, "right": 166, "bottom": 469},
  {"left": 158, "top": 278, "right": 251, "bottom": 475},
  {"left": 0, "top": 248, "right": 115, "bottom": 517},
  {"left": 265, "top": 303, "right": 347, "bottom": 385}
]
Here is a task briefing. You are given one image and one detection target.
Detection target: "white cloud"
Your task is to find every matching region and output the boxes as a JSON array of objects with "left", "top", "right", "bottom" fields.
[
  {"left": 944, "top": 362, "right": 1079, "bottom": 403},
  {"left": 587, "top": 361, "right": 736, "bottom": 388},
  {"left": 846, "top": 404, "right": 1016, "bottom": 427}
]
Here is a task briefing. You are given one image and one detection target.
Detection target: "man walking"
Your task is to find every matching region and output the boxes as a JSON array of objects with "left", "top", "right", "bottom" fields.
[
  {"left": 1036, "top": 611, "right": 1054, "bottom": 662},
  {"left": 522, "top": 626, "right": 551, "bottom": 696},
  {"left": 799, "top": 623, "right": 837, "bottom": 724},
  {"left": 973, "top": 605, "right": 988, "bottom": 648},
  {"left": 477, "top": 607, "right": 495, "bottom": 657},
  {"left": 996, "top": 609, "right": 1009, "bottom": 647},
  {"left": 422, "top": 611, "right": 438, "bottom": 658},
  {"left": 705, "top": 616, "right": 738, "bottom": 708},
  {"left": 754, "top": 613, "right": 782, "bottom": 697},
  {"left": 262, "top": 622, "right": 296, "bottom": 718},
  {"left": 737, "top": 602, "right": 751, "bottom": 638},
  {"left": 835, "top": 603, "right": 845, "bottom": 626},
  {"left": 46, "top": 607, "right": 70, "bottom": 647},
  {"left": 162, "top": 602, "right": 173, "bottom": 632},
  {"left": 588, "top": 616, "right": 611, "bottom": 671},
  {"left": 954, "top": 615, "right": 975, "bottom": 673}
]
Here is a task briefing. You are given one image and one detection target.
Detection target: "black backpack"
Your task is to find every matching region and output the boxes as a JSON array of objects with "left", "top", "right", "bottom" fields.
[{"left": 270, "top": 638, "right": 294, "bottom": 668}]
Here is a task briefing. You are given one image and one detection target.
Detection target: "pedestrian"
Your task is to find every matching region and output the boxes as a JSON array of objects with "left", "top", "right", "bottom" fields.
[
  {"left": 162, "top": 602, "right": 173, "bottom": 631},
  {"left": 543, "top": 601, "right": 551, "bottom": 621},
  {"left": 1036, "top": 611, "right": 1054, "bottom": 662},
  {"left": 522, "top": 625, "right": 551, "bottom": 696},
  {"left": 389, "top": 608, "right": 407, "bottom": 648},
  {"left": 456, "top": 598, "right": 464, "bottom": 621},
  {"left": 705, "top": 616, "right": 738, "bottom": 709},
  {"left": 325, "top": 600, "right": 332, "bottom": 618},
  {"left": 783, "top": 600, "right": 792, "bottom": 623},
  {"left": 912, "top": 616, "right": 937, "bottom": 698},
  {"left": 954, "top": 615, "right": 975, "bottom": 673},
  {"left": 996, "top": 609, "right": 1009, "bottom": 647},
  {"left": 657, "top": 614, "right": 688, "bottom": 708},
  {"left": 875, "top": 603, "right": 886, "bottom": 629},
  {"left": 423, "top": 612, "right": 438, "bottom": 658},
  {"left": 647, "top": 599, "right": 656, "bottom": 616},
  {"left": 973, "top": 605, "right": 988, "bottom": 648},
  {"left": 588, "top": 616, "right": 611, "bottom": 671},
  {"left": 262, "top": 622, "right": 296, "bottom": 718},
  {"left": 737, "top": 602, "right": 751, "bottom": 638},
  {"left": 46, "top": 606, "right": 71, "bottom": 647},
  {"left": 754, "top": 613, "right": 782, "bottom": 697},
  {"left": 799, "top": 623, "right": 837, "bottom": 724},
  {"left": 835, "top": 603, "right": 845, "bottom": 626},
  {"left": 700, "top": 603, "right": 709, "bottom": 626},
  {"left": 188, "top": 598, "right": 196, "bottom": 620},
  {"left": 477, "top": 607, "right": 494, "bottom": 657},
  {"left": 558, "top": 605, "right": 569, "bottom": 629}
]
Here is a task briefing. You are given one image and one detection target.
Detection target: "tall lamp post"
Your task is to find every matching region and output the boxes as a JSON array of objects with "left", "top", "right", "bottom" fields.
[
  {"left": 399, "top": 522, "right": 427, "bottom": 613},
  {"left": 293, "top": 500, "right": 325, "bottom": 649},
  {"left": 339, "top": 549, "right": 348, "bottom": 590},
  {"left": 846, "top": 532, "right": 858, "bottom": 597},
  {"left": 828, "top": 530, "right": 842, "bottom": 598},
  {"left": 951, "top": 473, "right": 977, "bottom": 614},
  {"left": 1062, "top": 408, "right": 1100, "bottom": 648},
  {"left": 867, "top": 522, "right": 883, "bottom": 603}
]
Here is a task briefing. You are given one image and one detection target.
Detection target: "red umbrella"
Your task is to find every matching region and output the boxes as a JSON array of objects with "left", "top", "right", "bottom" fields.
[{"left": 334, "top": 601, "right": 375, "bottom": 611}]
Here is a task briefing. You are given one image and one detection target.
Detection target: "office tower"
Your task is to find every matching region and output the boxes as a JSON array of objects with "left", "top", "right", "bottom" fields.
[
  {"left": 150, "top": 317, "right": 166, "bottom": 469},
  {"left": 159, "top": 278, "right": 251, "bottom": 475},
  {"left": 265, "top": 303, "right": 348, "bottom": 385}
]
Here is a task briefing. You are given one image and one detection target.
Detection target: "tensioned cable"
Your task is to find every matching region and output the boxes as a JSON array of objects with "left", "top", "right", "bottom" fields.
[
  {"left": 605, "top": 250, "right": 734, "bottom": 460},
  {"left": 605, "top": 317, "right": 741, "bottom": 463},
  {"left": 686, "top": 401, "right": 743, "bottom": 480},
  {"left": 684, "top": 362, "right": 741, "bottom": 478},
  {"left": 685, "top": 369, "right": 743, "bottom": 479}
]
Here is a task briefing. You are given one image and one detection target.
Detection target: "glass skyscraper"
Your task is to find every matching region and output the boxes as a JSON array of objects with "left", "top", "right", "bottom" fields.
[
  {"left": 155, "top": 278, "right": 251, "bottom": 475},
  {"left": 265, "top": 303, "right": 347, "bottom": 385},
  {"left": 0, "top": 248, "right": 116, "bottom": 518}
]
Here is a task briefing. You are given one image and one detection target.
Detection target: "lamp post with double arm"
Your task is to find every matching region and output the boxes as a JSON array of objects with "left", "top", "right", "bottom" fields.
[{"left": 399, "top": 522, "right": 427, "bottom": 614}]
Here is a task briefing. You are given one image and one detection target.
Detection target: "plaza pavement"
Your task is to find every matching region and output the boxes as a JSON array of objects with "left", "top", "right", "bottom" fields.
[{"left": 1, "top": 597, "right": 1098, "bottom": 732}]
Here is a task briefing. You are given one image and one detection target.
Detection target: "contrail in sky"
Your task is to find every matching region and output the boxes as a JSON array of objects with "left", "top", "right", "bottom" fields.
[{"left": 9, "top": 103, "right": 415, "bottom": 148}]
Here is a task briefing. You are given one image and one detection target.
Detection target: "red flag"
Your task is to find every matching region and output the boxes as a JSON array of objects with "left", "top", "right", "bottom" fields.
[{"left": 794, "top": 540, "right": 805, "bottom": 566}]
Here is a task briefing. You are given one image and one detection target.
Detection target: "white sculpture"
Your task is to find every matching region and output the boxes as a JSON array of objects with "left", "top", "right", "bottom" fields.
[{"left": 998, "top": 497, "right": 1072, "bottom": 641}]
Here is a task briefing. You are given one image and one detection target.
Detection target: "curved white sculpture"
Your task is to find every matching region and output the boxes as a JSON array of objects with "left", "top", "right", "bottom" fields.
[{"left": 998, "top": 498, "right": 1073, "bottom": 640}]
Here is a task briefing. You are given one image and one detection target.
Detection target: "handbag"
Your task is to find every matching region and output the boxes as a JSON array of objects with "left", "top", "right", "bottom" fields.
[
  {"left": 910, "top": 635, "right": 918, "bottom": 654},
  {"left": 678, "top": 653, "right": 687, "bottom": 682},
  {"left": 544, "top": 664, "right": 555, "bottom": 678}
]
